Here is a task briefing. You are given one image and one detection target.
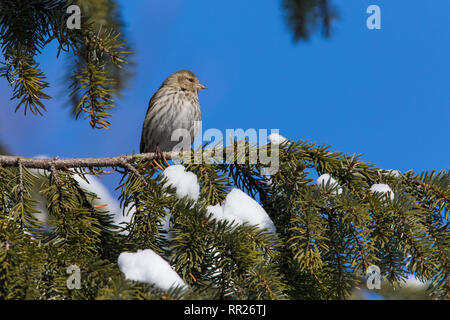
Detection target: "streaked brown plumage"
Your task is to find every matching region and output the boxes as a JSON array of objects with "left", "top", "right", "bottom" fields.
[{"left": 140, "top": 70, "right": 207, "bottom": 153}]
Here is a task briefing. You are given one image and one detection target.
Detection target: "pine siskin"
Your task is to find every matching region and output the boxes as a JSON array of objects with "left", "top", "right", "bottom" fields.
[{"left": 140, "top": 70, "right": 207, "bottom": 154}]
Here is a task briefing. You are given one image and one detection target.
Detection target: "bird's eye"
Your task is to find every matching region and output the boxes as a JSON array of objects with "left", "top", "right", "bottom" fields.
[{"left": 188, "top": 78, "right": 194, "bottom": 82}]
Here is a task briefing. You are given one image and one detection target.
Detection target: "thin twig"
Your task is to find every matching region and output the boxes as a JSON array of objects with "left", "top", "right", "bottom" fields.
[
  {"left": 50, "top": 158, "right": 61, "bottom": 187},
  {"left": 119, "top": 158, "right": 148, "bottom": 186},
  {"left": 17, "top": 158, "right": 24, "bottom": 203},
  {"left": 17, "top": 158, "right": 25, "bottom": 228}
]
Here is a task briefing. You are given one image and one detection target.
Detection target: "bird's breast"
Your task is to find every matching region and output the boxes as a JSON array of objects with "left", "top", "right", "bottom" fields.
[{"left": 171, "top": 93, "right": 201, "bottom": 125}]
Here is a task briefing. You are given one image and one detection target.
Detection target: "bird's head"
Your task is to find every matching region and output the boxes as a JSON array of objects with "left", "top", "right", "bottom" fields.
[{"left": 164, "top": 70, "right": 207, "bottom": 93}]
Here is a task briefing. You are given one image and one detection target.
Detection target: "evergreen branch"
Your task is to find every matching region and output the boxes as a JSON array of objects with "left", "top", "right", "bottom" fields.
[
  {"left": 0, "top": 54, "right": 50, "bottom": 115},
  {"left": 408, "top": 176, "right": 449, "bottom": 204},
  {"left": 252, "top": 270, "right": 274, "bottom": 298},
  {"left": 282, "top": 0, "right": 338, "bottom": 42},
  {"left": 348, "top": 225, "right": 369, "bottom": 273},
  {"left": 70, "top": 62, "right": 114, "bottom": 129},
  {"left": 0, "top": 0, "right": 133, "bottom": 126},
  {"left": 85, "top": 31, "right": 129, "bottom": 66},
  {"left": 326, "top": 208, "right": 344, "bottom": 297},
  {"left": 424, "top": 218, "right": 450, "bottom": 298}
]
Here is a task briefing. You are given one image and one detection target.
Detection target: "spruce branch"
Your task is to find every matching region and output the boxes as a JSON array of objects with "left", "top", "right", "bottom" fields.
[
  {"left": 0, "top": 54, "right": 50, "bottom": 115},
  {"left": 0, "top": 0, "right": 133, "bottom": 127},
  {"left": 85, "top": 30, "right": 129, "bottom": 66},
  {"left": 282, "top": 0, "right": 338, "bottom": 42},
  {"left": 408, "top": 176, "right": 449, "bottom": 204},
  {"left": 349, "top": 226, "right": 369, "bottom": 273}
]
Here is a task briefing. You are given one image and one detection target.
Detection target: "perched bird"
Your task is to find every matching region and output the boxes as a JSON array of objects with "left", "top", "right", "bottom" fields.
[{"left": 140, "top": 70, "right": 207, "bottom": 154}]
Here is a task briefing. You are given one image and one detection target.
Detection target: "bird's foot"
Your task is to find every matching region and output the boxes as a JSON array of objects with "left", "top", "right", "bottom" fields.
[{"left": 152, "top": 146, "right": 169, "bottom": 170}]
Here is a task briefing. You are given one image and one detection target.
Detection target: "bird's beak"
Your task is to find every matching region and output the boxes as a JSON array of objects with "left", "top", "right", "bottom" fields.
[{"left": 197, "top": 83, "right": 207, "bottom": 90}]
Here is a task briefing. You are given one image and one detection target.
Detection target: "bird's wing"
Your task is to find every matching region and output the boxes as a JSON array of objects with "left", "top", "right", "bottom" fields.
[
  {"left": 139, "top": 132, "right": 146, "bottom": 153},
  {"left": 140, "top": 91, "right": 160, "bottom": 153}
]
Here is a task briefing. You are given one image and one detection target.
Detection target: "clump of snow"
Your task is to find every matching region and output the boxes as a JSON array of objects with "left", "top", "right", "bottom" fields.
[
  {"left": 268, "top": 133, "right": 287, "bottom": 145},
  {"left": 163, "top": 165, "right": 200, "bottom": 201},
  {"left": 316, "top": 173, "right": 343, "bottom": 195},
  {"left": 118, "top": 249, "right": 186, "bottom": 291},
  {"left": 160, "top": 210, "right": 171, "bottom": 234},
  {"left": 207, "top": 188, "right": 276, "bottom": 233},
  {"left": 370, "top": 183, "right": 394, "bottom": 200},
  {"left": 160, "top": 209, "right": 177, "bottom": 241},
  {"left": 207, "top": 204, "right": 225, "bottom": 222}
]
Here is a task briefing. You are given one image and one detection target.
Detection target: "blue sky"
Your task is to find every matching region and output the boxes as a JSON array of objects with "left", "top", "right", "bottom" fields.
[{"left": 0, "top": 0, "right": 448, "bottom": 178}]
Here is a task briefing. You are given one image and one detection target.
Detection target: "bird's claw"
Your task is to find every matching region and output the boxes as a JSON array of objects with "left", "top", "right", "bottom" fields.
[{"left": 152, "top": 146, "right": 169, "bottom": 170}]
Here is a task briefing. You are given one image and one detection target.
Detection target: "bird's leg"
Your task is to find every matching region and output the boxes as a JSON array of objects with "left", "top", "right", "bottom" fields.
[
  {"left": 162, "top": 152, "right": 170, "bottom": 167},
  {"left": 157, "top": 146, "right": 171, "bottom": 167},
  {"left": 152, "top": 146, "right": 166, "bottom": 170}
]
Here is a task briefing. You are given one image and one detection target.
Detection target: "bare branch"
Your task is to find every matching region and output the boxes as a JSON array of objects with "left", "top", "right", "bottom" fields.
[
  {"left": 0, "top": 146, "right": 244, "bottom": 171},
  {"left": 0, "top": 152, "right": 178, "bottom": 170}
]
